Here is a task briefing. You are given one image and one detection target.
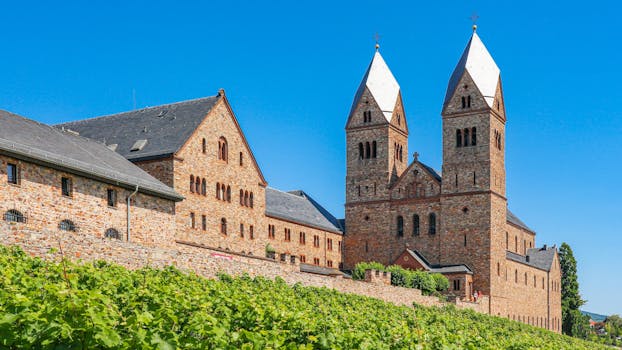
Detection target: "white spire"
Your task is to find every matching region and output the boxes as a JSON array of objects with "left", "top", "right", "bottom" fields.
[
  {"left": 444, "top": 32, "right": 500, "bottom": 108},
  {"left": 350, "top": 51, "right": 400, "bottom": 122}
]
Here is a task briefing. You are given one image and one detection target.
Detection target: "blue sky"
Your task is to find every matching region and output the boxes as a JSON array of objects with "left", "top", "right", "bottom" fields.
[{"left": 1, "top": 1, "right": 620, "bottom": 315}]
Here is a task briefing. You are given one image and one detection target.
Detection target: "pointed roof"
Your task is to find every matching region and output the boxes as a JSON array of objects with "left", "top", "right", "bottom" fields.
[
  {"left": 349, "top": 51, "right": 400, "bottom": 122},
  {"left": 444, "top": 32, "right": 500, "bottom": 108}
]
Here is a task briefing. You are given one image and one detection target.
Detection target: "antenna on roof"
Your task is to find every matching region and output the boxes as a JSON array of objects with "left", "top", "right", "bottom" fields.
[{"left": 132, "top": 88, "right": 137, "bottom": 110}]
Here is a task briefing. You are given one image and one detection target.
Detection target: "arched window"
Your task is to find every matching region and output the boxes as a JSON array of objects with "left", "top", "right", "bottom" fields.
[
  {"left": 105, "top": 228, "right": 120, "bottom": 240},
  {"left": 505, "top": 232, "right": 509, "bottom": 250},
  {"left": 58, "top": 219, "right": 76, "bottom": 232},
  {"left": 218, "top": 137, "right": 228, "bottom": 162},
  {"left": 428, "top": 213, "right": 436, "bottom": 235},
  {"left": 396, "top": 216, "right": 404, "bottom": 237},
  {"left": 221, "top": 184, "right": 226, "bottom": 201},
  {"left": 467, "top": 95, "right": 472, "bottom": 108},
  {"left": 190, "top": 175, "right": 195, "bottom": 193},
  {"left": 202, "top": 138, "right": 206, "bottom": 154},
  {"left": 456, "top": 129, "right": 462, "bottom": 147},
  {"left": 240, "top": 189, "right": 244, "bottom": 205},
  {"left": 399, "top": 145, "right": 403, "bottom": 161},
  {"left": 471, "top": 127, "right": 477, "bottom": 145},
  {"left": 220, "top": 218, "right": 227, "bottom": 235},
  {"left": 515, "top": 269, "right": 518, "bottom": 283},
  {"left": 515, "top": 236, "right": 518, "bottom": 252},
  {"left": 461, "top": 96, "right": 466, "bottom": 108},
  {"left": 463, "top": 128, "right": 470, "bottom": 147},
  {"left": 365, "top": 142, "right": 371, "bottom": 159},
  {"left": 524, "top": 272, "right": 528, "bottom": 285},
  {"left": 3, "top": 209, "right": 25, "bottom": 223},
  {"left": 216, "top": 183, "right": 221, "bottom": 199},
  {"left": 239, "top": 152, "right": 243, "bottom": 166},
  {"left": 201, "top": 179, "right": 206, "bottom": 195},
  {"left": 226, "top": 186, "right": 231, "bottom": 202},
  {"left": 358, "top": 143, "right": 364, "bottom": 159},
  {"left": 195, "top": 177, "right": 201, "bottom": 194},
  {"left": 372, "top": 141, "right": 377, "bottom": 158},
  {"left": 497, "top": 262, "right": 501, "bottom": 276},
  {"left": 244, "top": 191, "right": 249, "bottom": 207},
  {"left": 412, "top": 214, "right": 420, "bottom": 236},
  {"left": 249, "top": 193, "right": 254, "bottom": 208}
]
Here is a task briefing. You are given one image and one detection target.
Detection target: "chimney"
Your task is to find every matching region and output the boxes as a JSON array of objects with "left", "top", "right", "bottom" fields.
[{"left": 543, "top": 244, "right": 547, "bottom": 250}]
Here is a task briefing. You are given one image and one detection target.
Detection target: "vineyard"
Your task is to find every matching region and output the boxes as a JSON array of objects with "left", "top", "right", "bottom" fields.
[{"left": 0, "top": 245, "right": 608, "bottom": 349}]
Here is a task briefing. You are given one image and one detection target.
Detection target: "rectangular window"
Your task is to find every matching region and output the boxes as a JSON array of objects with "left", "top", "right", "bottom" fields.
[
  {"left": 240, "top": 223, "right": 244, "bottom": 238},
  {"left": 300, "top": 255, "right": 306, "bottom": 263},
  {"left": 284, "top": 228, "right": 291, "bottom": 242},
  {"left": 313, "top": 258, "right": 320, "bottom": 266},
  {"left": 190, "top": 212, "right": 195, "bottom": 229},
  {"left": 107, "top": 189, "right": 117, "bottom": 207},
  {"left": 268, "top": 224, "right": 275, "bottom": 239},
  {"left": 338, "top": 241, "right": 342, "bottom": 252},
  {"left": 327, "top": 260, "right": 333, "bottom": 268},
  {"left": 327, "top": 238, "right": 333, "bottom": 251},
  {"left": 453, "top": 279, "right": 461, "bottom": 291},
  {"left": 202, "top": 215, "right": 207, "bottom": 231},
  {"left": 313, "top": 235, "right": 320, "bottom": 248},
  {"left": 299, "top": 231, "right": 306, "bottom": 244},
  {"left": 7, "top": 163, "right": 18, "bottom": 184},
  {"left": 249, "top": 225, "right": 254, "bottom": 239},
  {"left": 61, "top": 177, "right": 72, "bottom": 197}
]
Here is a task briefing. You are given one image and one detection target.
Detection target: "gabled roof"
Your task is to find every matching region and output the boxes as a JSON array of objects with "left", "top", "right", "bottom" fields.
[
  {"left": 265, "top": 188, "right": 342, "bottom": 234},
  {"left": 506, "top": 246, "right": 557, "bottom": 271},
  {"left": 56, "top": 96, "right": 220, "bottom": 161},
  {"left": 403, "top": 249, "right": 473, "bottom": 274},
  {"left": 444, "top": 32, "right": 500, "bottom": 108},
  {"left": 349, "top": 51, "right": 400, "bottom": 122},
  {"left": 389, "top": 158, "right": 442, "bottom": 191},
  {"left": 0, "top": 109, "right": 183, "bottom": 201}
]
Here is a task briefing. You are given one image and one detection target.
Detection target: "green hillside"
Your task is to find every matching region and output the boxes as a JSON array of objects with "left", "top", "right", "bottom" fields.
[{"left": 0, "top": 245, "right": 608, "bottom": 349}]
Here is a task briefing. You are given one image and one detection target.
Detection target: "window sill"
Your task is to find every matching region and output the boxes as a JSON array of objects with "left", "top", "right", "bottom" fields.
[
  {"left": 7, "top": 182, "right": 21, "bottom": 188},
  {"left": 61, "top": 195, "right": 73, "bottom": 199}
]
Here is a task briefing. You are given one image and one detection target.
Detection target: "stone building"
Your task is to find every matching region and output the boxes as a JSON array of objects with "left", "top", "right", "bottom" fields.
[
  {"left": 57, "top": 90, "right": 343, "bottom": 268},
  {"left": 343, "top": 29, "right": 562, "bottom": 332},
  {"left": 0, "top": 110, "right": 181, "bottom": 246}
]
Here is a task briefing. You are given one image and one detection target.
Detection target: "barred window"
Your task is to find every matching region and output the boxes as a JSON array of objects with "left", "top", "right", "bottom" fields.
[
  {"left": 7, "top": 163, "right": 18, "bottom": 184},
  {"left": 107, "top": 189, "right": 117, "bottom": 207},
  {"left": 4, "top": 210, "right": 25, "bottom": 223},
  {"left": 105, "top": 228, "right": 120, "bottom": 240},
  {"left": 59, "top": 219, "right": 76, "bottom": 232}
]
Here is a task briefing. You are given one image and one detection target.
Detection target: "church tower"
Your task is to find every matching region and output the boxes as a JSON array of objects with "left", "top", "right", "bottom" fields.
[
  {"left": 345, "top": 48, "right": 408, "bottom": 204},
  {"left": 343, "top": 47, "right": 408, "bottom": 269},
  {"left": 439, "top": 28, "right": 508, "bottom": 297}
]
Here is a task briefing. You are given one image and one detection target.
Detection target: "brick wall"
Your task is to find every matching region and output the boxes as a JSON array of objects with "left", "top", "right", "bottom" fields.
[{"left": 0, "top": 155, "right": 176, "bottom": 248}]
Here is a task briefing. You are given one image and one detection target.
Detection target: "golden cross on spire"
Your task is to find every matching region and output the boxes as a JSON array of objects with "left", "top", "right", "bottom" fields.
[
  {"left": 374, "top": 32, "right": 381, "bottom": 51},
  {"left": 470, "top": 12, "right": 479, "bottom": 32}
]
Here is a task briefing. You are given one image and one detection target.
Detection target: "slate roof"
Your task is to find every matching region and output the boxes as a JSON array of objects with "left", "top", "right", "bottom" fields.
[
  {"left": 265, "top": 188, "right": 342, "bottom": 234},
  {"left": 56, "top": 96, "right": 220, "bottom": 161},
  {"left": 403, "top": 249, "right": 473, "bottom": 274},
  {"left": 0, "top": 109, "right": 183, "bottom": 201},
  {"left": 506, "top": 246, "right": 557, "bottom": 271},
  {"left": 349, "top": 51, "right": 400, "bottom": 122},
  {"left": 444, "top": 32, "right": 500, "bottom": 108},
  {"left": 300, "top": 263, "right": 343, "bottom": 276},
  {"left": 419, "top": 161, "right": 442, "bottom": 182},
  {"left": 507, "top": 210, "right": 534, "bottom": 233}
]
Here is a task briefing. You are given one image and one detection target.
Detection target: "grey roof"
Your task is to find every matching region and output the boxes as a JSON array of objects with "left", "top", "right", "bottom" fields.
[
  {"left": 265, "top": 188, "right": 342, "bottom": 234},
  {"left": 507, "top": 210, "right": 534, "bottom": 233},
  {"left": 403, "top": 249, "right": 473, "bottom": 274},
  {"left": 506, "top": 246, "right": 557, "bottom": 271},
  {"left": 419, "top": 161, "right": 442, "bottom": 182},
  {"left": 0, "top": 109, "right": 183, "bottom": 201},
  {"left": 300, "top": 263, "right": 343, "bottom": 276},
  {"left": 56, "top": 96, "right": 220, "bottom": 161}
]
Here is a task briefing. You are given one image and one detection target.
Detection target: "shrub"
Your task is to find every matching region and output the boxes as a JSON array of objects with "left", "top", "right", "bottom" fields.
[{"left": 351, "top": 261, "right": 385, "bottom": 280}]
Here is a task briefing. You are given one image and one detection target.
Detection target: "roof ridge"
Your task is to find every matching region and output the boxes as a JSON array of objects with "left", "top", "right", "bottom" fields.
[{"left": 57, "top": 95, "right": 219, "bottom": 126}]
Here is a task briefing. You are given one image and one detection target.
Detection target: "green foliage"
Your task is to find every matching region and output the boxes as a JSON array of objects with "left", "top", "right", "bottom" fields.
[
  {"left": 559, "top": 242, "right": 589, "bottom": 337},
  {"left": 353, "top": 262, "right": 448, "bottom": 295},
  {"left": 0, "top": 245, "right": 610, "bottom": 349}
]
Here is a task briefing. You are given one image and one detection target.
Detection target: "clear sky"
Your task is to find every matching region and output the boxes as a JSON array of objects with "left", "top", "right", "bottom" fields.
[{"left": 1, "top": 1, "right": 620, "bottom": 315}]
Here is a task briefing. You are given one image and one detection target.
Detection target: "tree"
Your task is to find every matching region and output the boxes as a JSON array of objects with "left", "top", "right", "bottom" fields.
[{"left": 559, "top": 242, "right": 589, "bottom": 337}]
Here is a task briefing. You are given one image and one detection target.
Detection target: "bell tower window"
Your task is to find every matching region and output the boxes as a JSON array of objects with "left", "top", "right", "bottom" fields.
[
  {"left": 358, "top": 143, "right": 364, "bottom": 159},
  {"left": 396, "top": 216, "right": 404, "bottom": 237},
  {"left": 463, "top": 128, "right": 470, "bottom": 147},
  {"left": 456, "top": 129, "right": 462, "bottom": 147}
]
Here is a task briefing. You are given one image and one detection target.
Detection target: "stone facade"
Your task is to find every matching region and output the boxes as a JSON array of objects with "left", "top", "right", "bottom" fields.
[
  {"left": 343, "top": 38, "right": 562, "bottom": 332},
  {"left": 0, "top": 154, "right": 176, "bottom": 247}
]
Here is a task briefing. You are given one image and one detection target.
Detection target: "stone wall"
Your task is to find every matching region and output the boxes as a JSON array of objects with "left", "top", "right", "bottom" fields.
[
  {"left": 1, "top": 224, "right": 449, "bottom": 309},
  {"left": 0, "top": 154, "right": 176, "bottom": 248}
]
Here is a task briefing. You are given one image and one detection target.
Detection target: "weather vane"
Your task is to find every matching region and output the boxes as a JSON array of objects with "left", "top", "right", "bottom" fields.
[
  {"left": 374, "top": 32, "right": 381, "bottom": 50},
  {"left": 470, "top": 12, "right": 479, "bottom": 32}
]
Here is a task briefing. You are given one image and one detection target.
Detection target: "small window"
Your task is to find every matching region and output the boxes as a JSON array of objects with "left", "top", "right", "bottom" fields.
[
  {"left": 300, "top": 255, "right": 306, "bottom": 263},
  {"left": 202, "top": 215, "right": 207, "bottom": 231},
  {"left": 463, "top": 128, "right": 470, "bottom": 147},
  {"left": 240, "top": 223, "right": 244, "bottom": 238},
  {"left": 396, "top": 215, "right": 404, "bottom": 237},
  {"left": 313, "top": 258, "right": 320, "bottom": 266},
  {"left": 4, "top": 210, "right": 25, "bottom": 223},
  {"left": 191, "top": 176, "right": 195, "bottom": 193},
  {"left": 358, "top": 143, "right": 364, "bottom": 159},
  {"left": 456, "top": 129, "right": 462, "bottom": 148},
  {"left": 327, "top": 238, "right": 333, "bottom": 251},
  {"left": 239, "top": 152, "right": 243, "bottom": 166},
  {"left": 249, "top": 193, "right": 254, "bottom": 208},
  {"left": 461, "top": 96, "right": 466, "bottom": 109},
  {"left": 249, "top": 225, "right": 254, "bottom": 239},
  {"left": 216, "top": 183, "right": 221, "bottom": 199},
  {"left": 313, "top": 235, "right": 320, "bottom": 248},
  {"left": 240, "top": 189, "right": 244, "bottom": 205},
  {"left": 284, "top": 228, "right": 291, "bottom": 242},
  {"left": 372, "top": 141, "right": 377, "bottom": 158},
  {"left": 7, "top": 163, "right": 18, "bottom": 184},
  {"left": 202, "top": 138, "right": 207, "bottom": 154},
  {"left": 365, "top": 142, "right": 371, "bottom": 159},
  {"left": 201, "top": 179, "right": 207, "bottom": 196},
  {"left": 226, "top": 186, "right": 231, "bottom": 202},
  {"left": 327, "top": 260, "right": 333, "bottom": 268},
  {"left": 471, "top": 127, "right": 477, "bottom": 146},
  {"left": 218, "top": 137, "right": 228, "bottom": 162},
  {"left": 268, "top": 224, "right": 275, "bottom": 239},
  {"left": 220, "top": 218, "right": 227, "bottom": 235},
  {"left": 413, "top": 214, "right": 420, "bottom": 236},
  {"left": 464, "top": 234, "right": 467, "bottom": 247},
  {"left": 299, "top": 231, "right": 306, "bottom": 245},
  {"left": 195, "top": 177, "right": 201, "bottom": 194},
  {"left": 61, "top": 177, "right": 72, "bottom": 197},
  {"left": 428, "top": 213, "right": 436, "bottom": 235},
  {"left": 190, "top": 212, "right": 196, "bottom": 229},
  {"left": 467, "top": 95, "right": 471, "bottom": 108},
  {"left": 104, "top": 228, "right": 120, "bottom": 240},
  {"left": 107, "top": 189, "right": 117, "bottom": 207},
  {"left": 453, "top": 279, "right": 461, "bottom": 291},
  {"left": 59, "top": 219, "right": 76, "bottom": 232}
]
